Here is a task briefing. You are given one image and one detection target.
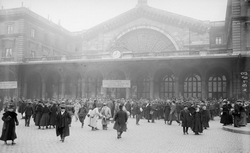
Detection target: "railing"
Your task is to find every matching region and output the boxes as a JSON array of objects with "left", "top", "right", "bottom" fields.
[{"left": 1, "top": 57, "right": 15, "bottom": 62}]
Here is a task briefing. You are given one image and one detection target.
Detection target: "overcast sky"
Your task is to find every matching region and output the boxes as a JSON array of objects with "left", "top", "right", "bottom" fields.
[{"left": 1, "top": 0, "right": 228, "bottom": 32}]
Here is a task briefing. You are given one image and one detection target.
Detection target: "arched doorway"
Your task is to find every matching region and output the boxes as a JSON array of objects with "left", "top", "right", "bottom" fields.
[
  {"left": 106, "top": 70, "right": 126, "bottom": 99},
  {"left": 27, "top": 72, "right": 42, "bottom": 99},
  {"left": 85, "top": 70, "right": 102, "bottom": 98},
  {"left": 45, "top": 71, "right": 61, "bottom": 99},
  {"left": 0, "top": 69, "right": 16, "bottom": 101},
  {"left": 131, "top": 71, "right": 150, "bottom": 99}
]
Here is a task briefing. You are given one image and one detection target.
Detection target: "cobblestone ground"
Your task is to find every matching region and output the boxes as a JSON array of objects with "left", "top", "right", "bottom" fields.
[{"left": 0, "top": 112, "right": 250, "bottom": 153}]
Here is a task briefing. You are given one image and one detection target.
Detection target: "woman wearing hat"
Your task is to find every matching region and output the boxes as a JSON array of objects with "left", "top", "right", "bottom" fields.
[
  {"left": 55, "top": 104, "right": 71, "bottom": 142},
  {"left": 0, "top": 104, "right": 19, "bottom": 145}
]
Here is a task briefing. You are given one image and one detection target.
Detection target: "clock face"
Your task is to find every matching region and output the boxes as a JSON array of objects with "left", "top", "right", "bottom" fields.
[{"left": 112, "top": 50, "right": 121, "bottom": 58}]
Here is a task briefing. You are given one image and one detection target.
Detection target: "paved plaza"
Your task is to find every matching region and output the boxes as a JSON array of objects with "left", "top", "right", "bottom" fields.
[{"left": 0, "top": 112, "right": 250, "bottom": 153}]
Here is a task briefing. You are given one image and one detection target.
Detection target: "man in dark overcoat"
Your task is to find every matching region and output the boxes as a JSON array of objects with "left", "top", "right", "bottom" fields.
[
  {"left": 23, "top": 101, "right": 33, "bottom": 127},
  {"left": 180, "top": 105, "right": 192, "bottom": 134},
  {"left": 56, "top": 104, "right": 71, "bottom": 142},
  {"left": 113, "top": 104, "right": 128, "bottom": 139}
]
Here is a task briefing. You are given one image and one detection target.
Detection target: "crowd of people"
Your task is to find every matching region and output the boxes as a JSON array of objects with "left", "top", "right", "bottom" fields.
[{"left": 0, "top": 96, "right": 250, "bottom": 144}]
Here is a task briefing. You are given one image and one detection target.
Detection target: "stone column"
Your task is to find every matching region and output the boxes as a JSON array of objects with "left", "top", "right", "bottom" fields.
[
  {"left": 61, "top": 79, "right": 65, "bottom": 99},
  {"left": 150, "top": 77, "right": 154, "bottom": 99},
  {"left": 174, "top": 76, "right": 179, "bottom": 97},
  {"left": 202, "top": 80, "right": 206, "bottom": 100},
  {"left": 81, "top": 79, "right": 85, "bottom": 98},
  {"left": 201, "top": 74, "right": 206, "bottom": 100},
  {"left": 41, "top": 80, "right": 45, "bottom": 99},
  {"left": 23, "top": 82, "right": 27, "bottom": 98}
]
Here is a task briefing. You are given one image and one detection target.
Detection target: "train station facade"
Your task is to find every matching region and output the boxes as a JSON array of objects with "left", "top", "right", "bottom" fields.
[{"left": 0, "top": 0, "right": 250, "bottom": 100}]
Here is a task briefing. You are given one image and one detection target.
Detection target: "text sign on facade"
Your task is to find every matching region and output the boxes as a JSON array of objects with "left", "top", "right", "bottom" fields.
[
  {"left": 0, "top": 81, "right": 17, "bottom": 89},
  {"left": 103, "top": 80, "right": 131, "bottom": 88}
]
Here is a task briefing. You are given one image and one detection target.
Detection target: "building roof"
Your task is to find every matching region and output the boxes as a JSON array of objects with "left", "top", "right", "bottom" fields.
[
  {"left": 0, "top": 7, "right": 73, "bottom": 36},
  {"left": 81, "top": 3, "right": 210, "bottom": 40}
]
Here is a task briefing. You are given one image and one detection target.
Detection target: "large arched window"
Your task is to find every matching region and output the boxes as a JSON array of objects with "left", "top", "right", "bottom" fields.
[
  {"left": 137, "top": 77, "right": 150, "bottom": 99},
  {"left": 160, "top": 75, "right": 175, "bottom": 99},
  {"left": 208, "top": 73, "right": 227, "bottom": 99},
  {"left": 184, "top": 73, "right": 201, "bottom": 98},
  {"left": 86, "top": 77, "right": 102, "bottom": 98}
]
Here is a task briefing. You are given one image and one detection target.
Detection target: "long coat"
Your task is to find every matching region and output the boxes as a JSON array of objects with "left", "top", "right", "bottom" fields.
[
  {"left": 49, "top": 105, "right": 58, "bottom": 126},
  {"left": 87, "top": 108, "right": 101, "bottom": 128},
  {"left": 145, "top": 104, "right": 152, "bottom": 120},
  {"left": 201, "top": 109, "right": 210, "bottom": 128},
  {"left": 113, "top": 110, "right": 128, "bottom": 132},
  {"left": 192, "top": 111, "right": 203, "bottom": 134},
  {"left": 56, "top": 111, "right": 71, "bottom": 137},
  {"left": 34, "top": 104, "right": 43, "bottom": 126},
  {"left": 39, "top": 106, "right": 50, "bottom": 126},
  {"left": 220, "top": 104, "right": 231, "bottom": 125},
  {"left": 180, "top": 110, "right": 192, "bottom": 127},
  {"left": 0, "top": 111, "right": 19, "bottom": 141},
  {"left": 164, "top": 104, "right": 171, "bottom": 122},
  {"left": 24, "top": 105, "right": 33, "bottom": 116}
]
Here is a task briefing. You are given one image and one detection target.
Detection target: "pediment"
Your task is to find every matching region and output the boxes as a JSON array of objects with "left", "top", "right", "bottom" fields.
[{"left": 81, "top": 5, "right": 210, "bottom": 40}]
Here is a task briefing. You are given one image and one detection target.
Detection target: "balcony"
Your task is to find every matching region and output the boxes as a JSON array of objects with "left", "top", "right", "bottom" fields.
[{"left": 1, "top": 57, "right": 15, "bottom": 62}]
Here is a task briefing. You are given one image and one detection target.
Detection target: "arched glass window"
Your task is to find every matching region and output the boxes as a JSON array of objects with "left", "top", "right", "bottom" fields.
[
  {"left": 137, "top": 77, "right": 150, "bottom": 99},
  {"left": 184, "top": 73, "right": 201, "bottom": 98},
  {"left": 208, "top": 73, "right": 227, "bottom": 99},
  {"left": 160, "top": 75, "right": 175, "bottom": 99}
]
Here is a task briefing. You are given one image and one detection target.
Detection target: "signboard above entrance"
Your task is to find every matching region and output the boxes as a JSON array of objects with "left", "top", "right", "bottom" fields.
[
  {"left": 0, "top": 81, "right": 17, "bottom": 89},
  {"left": 103, "top": 80, "right": 130, "bottom": 88}
]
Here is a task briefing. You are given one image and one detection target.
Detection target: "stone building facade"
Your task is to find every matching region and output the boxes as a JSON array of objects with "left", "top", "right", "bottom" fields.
[{"left": 0, "top": 0, "right": 249, "bottom": 100}]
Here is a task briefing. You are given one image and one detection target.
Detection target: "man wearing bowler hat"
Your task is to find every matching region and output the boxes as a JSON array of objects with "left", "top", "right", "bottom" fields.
[{"left": 56, "top": 103, "right": 71, "bottom": 142}]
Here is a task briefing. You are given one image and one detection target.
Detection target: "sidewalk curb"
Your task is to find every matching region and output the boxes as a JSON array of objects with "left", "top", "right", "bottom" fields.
[{"left": 222, "top": 126, "right": 250, "bottom": 135}]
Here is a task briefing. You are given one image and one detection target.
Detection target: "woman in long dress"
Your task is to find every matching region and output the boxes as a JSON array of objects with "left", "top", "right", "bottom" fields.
[{"left": 0, "top": 104, "right": 19, "bottom": 145}]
